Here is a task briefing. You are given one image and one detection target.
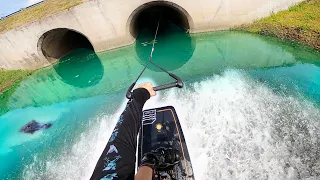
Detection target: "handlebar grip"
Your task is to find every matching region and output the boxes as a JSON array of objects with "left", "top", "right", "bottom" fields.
[
  {"left": 126, "top": 73, "right": 183, "bottom": 99},
  {"left": 153, "top": 73, "right": 183, "bottom": 91},
  {"left": 153, "top": 82, "right": 178, "bottom": 91},
  {"left": 126, "top": 82, "right": 136, "bottom": 99}
]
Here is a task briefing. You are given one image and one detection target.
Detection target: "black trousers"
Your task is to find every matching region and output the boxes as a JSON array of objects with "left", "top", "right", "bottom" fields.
[{"left": 90, "top": 88, "right": 150, "bottom": 180}]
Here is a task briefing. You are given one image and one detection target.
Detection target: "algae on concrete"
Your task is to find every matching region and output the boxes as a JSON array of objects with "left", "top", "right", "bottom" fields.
[
  {"left": 0, "top": 83, "right": 19, "bottom": 115},
  {"left": 236, "top": 0, "right": 320, "bottom": 51},
  {"left": 0, "top": 70, "right": 34, "bottom": 92},
  {"left": 0, "top": 69, "right": 34, "bottom": 114}
]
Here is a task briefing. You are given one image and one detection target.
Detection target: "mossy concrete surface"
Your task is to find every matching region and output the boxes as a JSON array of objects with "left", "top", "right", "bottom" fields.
[{"left": 0, "top": 70, "right": 34, "bottom": 93}]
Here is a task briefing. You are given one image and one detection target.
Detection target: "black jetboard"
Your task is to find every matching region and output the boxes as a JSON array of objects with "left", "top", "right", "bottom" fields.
[{"left": 138, "top": 106, "right": 195, "bottom": 180}]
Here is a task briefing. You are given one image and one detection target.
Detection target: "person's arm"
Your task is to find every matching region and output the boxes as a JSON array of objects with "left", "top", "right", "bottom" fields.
[
  {"left": 90, "top": 83, "right": 155, "bottom": 180},
  {"left": 135, "top": 166, "right": 153, "bottom": 180}
]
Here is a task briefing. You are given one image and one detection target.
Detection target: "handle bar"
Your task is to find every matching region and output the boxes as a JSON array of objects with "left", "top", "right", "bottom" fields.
[
  {"left": 126, "top": 73, "right": 183, "bottom": 99},
  {"left": 153, "top": 73, "right": 183, "bottom": 91}
]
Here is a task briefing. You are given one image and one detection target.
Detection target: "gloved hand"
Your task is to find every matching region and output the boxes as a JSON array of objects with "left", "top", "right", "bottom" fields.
[{"left": 140, "top": 147, "right": 181, "bottom": 170}]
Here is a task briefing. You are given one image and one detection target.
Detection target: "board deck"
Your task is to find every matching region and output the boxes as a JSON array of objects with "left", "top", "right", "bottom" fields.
[{"left": 138, "top": 106, "right": 195, "bottom": 180}]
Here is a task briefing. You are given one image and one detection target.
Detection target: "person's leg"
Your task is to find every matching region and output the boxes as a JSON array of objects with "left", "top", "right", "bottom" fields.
[{"left": 90, "top": 88, "right": 151, "bottom": 180}]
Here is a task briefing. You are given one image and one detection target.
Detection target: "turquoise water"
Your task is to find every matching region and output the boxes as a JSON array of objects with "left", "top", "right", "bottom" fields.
[{"left": 1, "top": 28, "right": 320, "bottom": 179}]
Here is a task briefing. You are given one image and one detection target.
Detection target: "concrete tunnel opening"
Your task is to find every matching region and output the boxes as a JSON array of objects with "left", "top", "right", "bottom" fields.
[
  {"left": 38, "top": 28, "right": 94, "bottom": 62},
  {"left": 129, "top": 2, "right": 192, "bottom": 39},
  {"left": 129, "top": 2, "right": 195, "bottom": 72}
]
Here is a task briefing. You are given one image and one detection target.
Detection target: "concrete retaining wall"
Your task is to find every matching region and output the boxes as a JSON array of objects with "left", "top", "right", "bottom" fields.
[{"left": 0, "top": 0, "right": 304, "bottom": 70}]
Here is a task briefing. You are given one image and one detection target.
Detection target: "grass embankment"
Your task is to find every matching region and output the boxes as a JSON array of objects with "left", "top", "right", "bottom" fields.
[
  {"left": 0, "top": 0, "right": 83, "bottom": 91},
  {"left": 0, "top": 0, "right": 83, "bottom": 34},
  {"left": 236, "top": 0, "right": 320, "bottom": 51},
  {"left": 0, "top": 70, "right": 34, "bottom": 92}
]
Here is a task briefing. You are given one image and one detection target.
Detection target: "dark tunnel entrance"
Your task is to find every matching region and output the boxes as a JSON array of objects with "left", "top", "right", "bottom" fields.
[
  {"left": 38, "top": 28, "right": 104, "bottom": 88},
  {"left": 129, "top": 2, "right": 195, "bottom": 72},
  {"left": 38, "top": 28, "right": 94, "bottom": 62},
  {"left": 129, "top": 2, "right": 192, "bottom": 38}
]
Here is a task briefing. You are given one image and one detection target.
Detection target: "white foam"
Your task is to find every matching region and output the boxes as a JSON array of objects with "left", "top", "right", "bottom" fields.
[
  {"left": 23, "top": 70, "right": 320, "bottom": 180},
  {"left": 22, "top": 103, "right": 126, "bottom": 180}
]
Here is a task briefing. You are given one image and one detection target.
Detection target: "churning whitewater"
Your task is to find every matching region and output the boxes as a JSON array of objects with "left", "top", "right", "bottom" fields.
[{"left": 23, "top": 70, "right": 320, "bottom": 180}]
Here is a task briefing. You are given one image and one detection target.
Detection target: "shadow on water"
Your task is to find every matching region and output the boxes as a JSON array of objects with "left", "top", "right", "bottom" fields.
[
  {"left": 53, "top": 48, "right": 104, "bottom": 88},
  {"left": 135, "top": 21, "right": 195, "bottom": 72}
]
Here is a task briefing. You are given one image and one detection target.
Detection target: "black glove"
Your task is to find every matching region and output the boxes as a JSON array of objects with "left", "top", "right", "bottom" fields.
[{"left": 140, "top": 147, "right": 181, "bottom": 170}]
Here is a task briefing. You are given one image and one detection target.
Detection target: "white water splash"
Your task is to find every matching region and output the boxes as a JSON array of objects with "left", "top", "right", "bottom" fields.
[
  {"left": 22, "top": 110, "right": 123, "bottom": 180},
  {"left": 23, "top": 70, "right": 320, "bottom": 180}
]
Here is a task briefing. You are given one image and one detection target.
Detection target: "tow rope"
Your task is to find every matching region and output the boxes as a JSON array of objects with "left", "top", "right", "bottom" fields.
[{"left": 126, "top": 20, "right": 183, "bottom": 99}]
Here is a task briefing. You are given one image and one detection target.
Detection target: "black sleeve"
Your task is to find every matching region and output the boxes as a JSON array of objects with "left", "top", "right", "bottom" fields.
[{"left": 90, "top": 88, "right": 150, "bottom": 180}]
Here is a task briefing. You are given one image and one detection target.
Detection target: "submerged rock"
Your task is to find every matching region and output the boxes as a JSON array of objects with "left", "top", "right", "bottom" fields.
[{"left": 20, "top": 120, "right": 52, "bottom": 134}]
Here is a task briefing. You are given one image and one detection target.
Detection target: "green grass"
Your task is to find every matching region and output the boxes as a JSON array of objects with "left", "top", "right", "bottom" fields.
[
  {"left": 0, "top": 70, "right": 34, "bottom": 92},
  {"left": 235, "top": 0, "right": 320, "bottom": 51},
  {"left": 0, "top": 0, "right": 83, "bottom": 34}
]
